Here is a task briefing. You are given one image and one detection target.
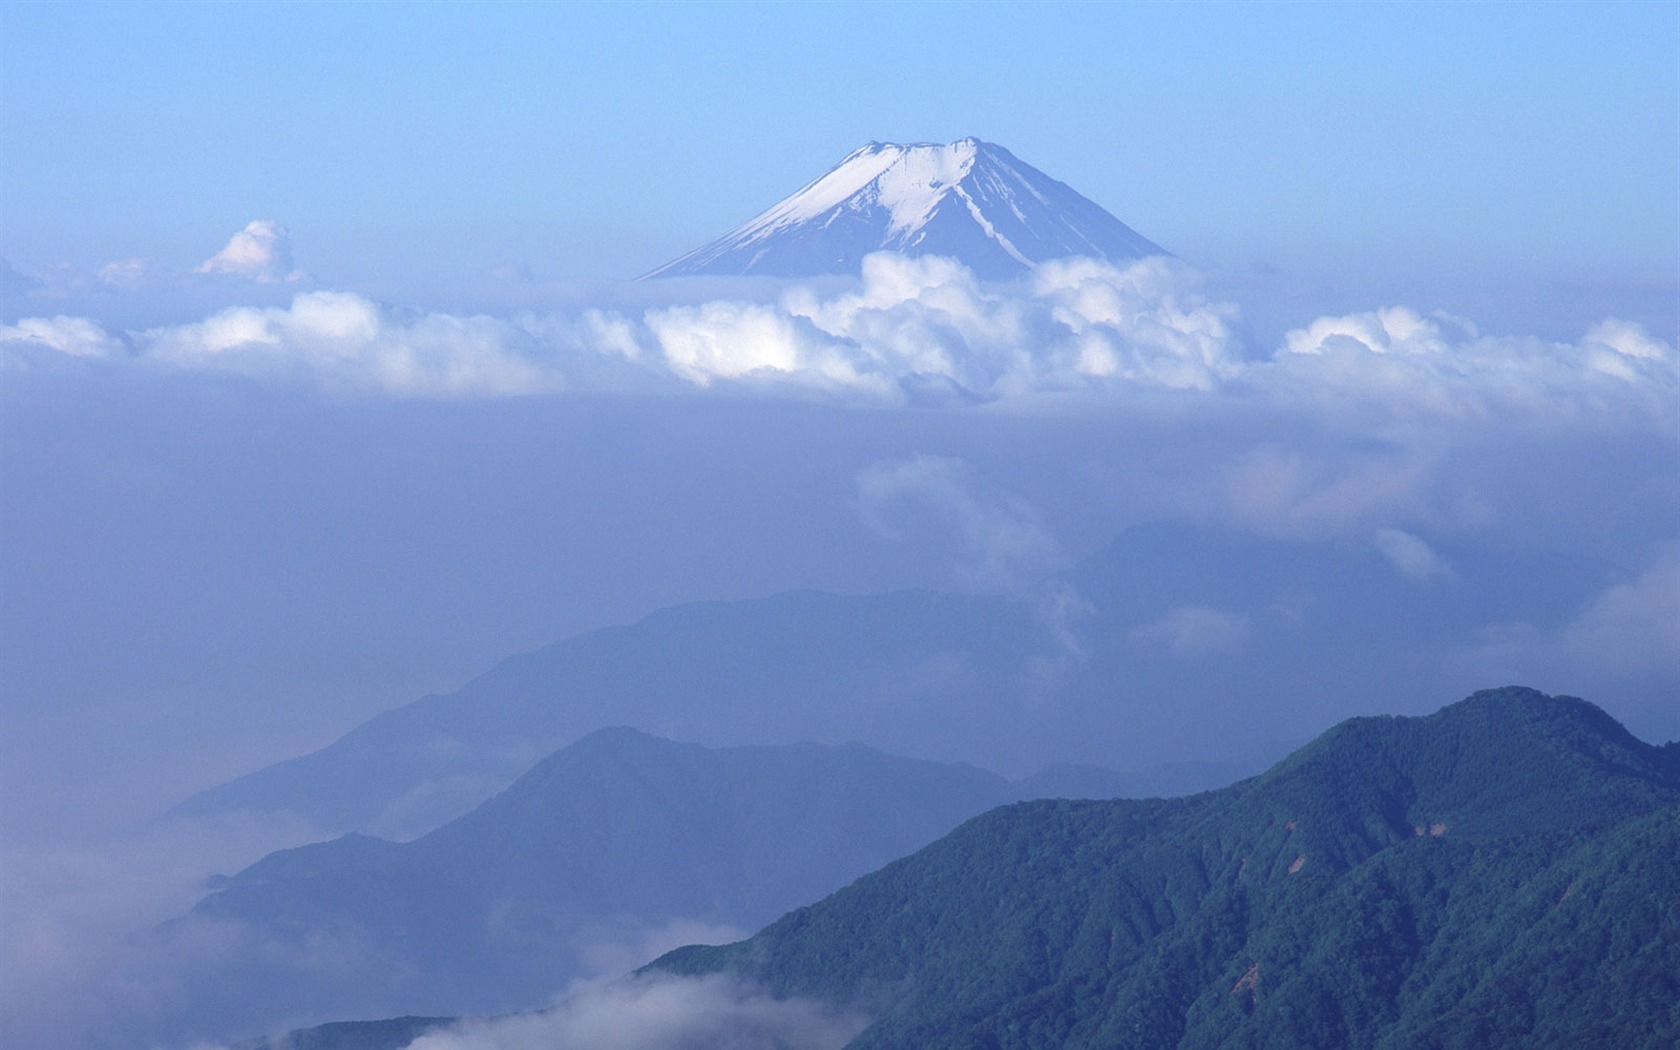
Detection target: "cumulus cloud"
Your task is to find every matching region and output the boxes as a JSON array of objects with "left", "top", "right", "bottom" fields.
[
  {"left": 142, "top": 291, "right": 576, "bottom": 397},
  {"left": 404, "top": 974, "right": 865, "bottom": 1050},
  {"left": 0, "top": 314, "right": 128, "bottom": 358},
  {"left": 1260, "top": 306, "right": 1679, "bottom": 421},
  {"left": 195, "top": 220, "right": 307, "bottom": 283},
  {"left": 3, "top": 255, "right": 1676, "bottom": 418}
]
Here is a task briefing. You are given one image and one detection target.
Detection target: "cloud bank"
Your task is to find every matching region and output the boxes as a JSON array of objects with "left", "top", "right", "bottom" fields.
[
  {"left": 8, "top": 252, "right": 1670, "bottom": 416},
  {"left": 403, "top": 974, "right": 864, "bottom": 1050}
]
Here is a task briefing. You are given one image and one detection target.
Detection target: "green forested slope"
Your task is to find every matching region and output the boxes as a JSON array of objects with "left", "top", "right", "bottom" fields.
[{"left": 655, "top": 687, "right": 1680, "bottom": 1048}]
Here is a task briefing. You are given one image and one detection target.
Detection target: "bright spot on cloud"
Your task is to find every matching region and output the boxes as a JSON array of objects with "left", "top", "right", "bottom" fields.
[
  {"left": 0, "top": 315, "right": 126, "bottom": 358},
  {"left": 1373, "top": 528, "right": 1452, "bottom": 579},
  {"left": 404, "top": 974, "right": 865, "bottom": 1050},
  {"left": 195, "top": 220, "right": 307, "bottom": 283}
]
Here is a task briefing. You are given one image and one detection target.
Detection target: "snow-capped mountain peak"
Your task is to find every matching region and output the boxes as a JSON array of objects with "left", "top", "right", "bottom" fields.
[{"left": 643, "top": 138, "right": 1166, "bottom": 280}]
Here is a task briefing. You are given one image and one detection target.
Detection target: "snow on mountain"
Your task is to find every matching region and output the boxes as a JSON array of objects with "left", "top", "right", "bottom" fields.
[{"left": 643, "top": 138, "right": 1167, "bottom": 280}]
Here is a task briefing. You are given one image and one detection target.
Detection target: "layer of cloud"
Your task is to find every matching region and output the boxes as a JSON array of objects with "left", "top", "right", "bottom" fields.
[
  {"left": 404, "top": 974, "right": 865, "bottom": 1050},
  {"left": 195, "top": 220, "right": 307, "bottom": 283},
  {"left": 3, "top": 255, "right": 1675, "bottom": 419}
]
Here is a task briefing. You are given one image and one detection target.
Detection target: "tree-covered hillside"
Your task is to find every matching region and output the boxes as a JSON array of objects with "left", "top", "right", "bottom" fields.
[{"left": 655, "top": 687, "right": 1680, "bottom": 1048}]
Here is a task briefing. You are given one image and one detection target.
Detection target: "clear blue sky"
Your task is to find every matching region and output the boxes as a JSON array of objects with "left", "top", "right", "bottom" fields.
[{"left": 3, "top": 1, "right": 1677, "bottom": 301}]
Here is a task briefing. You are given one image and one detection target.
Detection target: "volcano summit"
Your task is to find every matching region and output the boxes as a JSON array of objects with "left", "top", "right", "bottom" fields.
[{"left": 643, "top": 138, "right": 1167, "bottom": 280}]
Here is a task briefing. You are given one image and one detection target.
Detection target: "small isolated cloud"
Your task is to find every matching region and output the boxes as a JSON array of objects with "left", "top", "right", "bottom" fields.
[
  {"left": 855, "top": 454, "right": 1064, "bottom": 591},
  {"left": 195, "top": 220, "right": 307, "bottom": 283},
  {"left": 1373, "top": 528, "right": 1451, "bottom": 579},
  {"left": 405, "top": 974, "right": 865, "bottom": 1050},
  {"left": 97, "top": 257, "right": 154, "bottom": 290},
  {"left": 1128, "top": 605, "right": 1250, "bottom": 658}
]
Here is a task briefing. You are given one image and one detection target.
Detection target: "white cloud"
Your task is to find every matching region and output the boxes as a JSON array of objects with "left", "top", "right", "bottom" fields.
[
  {"left": 4, "top": 257, "right": 1675, "bottom": 419},
  {"left": 1128, "top": 605, "right": 1250, "bottom": 658},
  {"left": 854, "top": 454, "right": 1064, "bottom": 591},
  {"left": 195, "top": 220, "right": 306, "bottom": 283},
  {"left": 1373, "top": 528, "right": 1451, "bottom": 579},
  {"left": 645, "top": 299, "right": 891, "bottom": 397},
  {"left": 1221, "top": 443, "right": 1442, "bottom": 539},
  {"left": 1261, "top": 307, "right": 1679, "bottom": 422},
  {"left": 405, "top": 974, "right": 865, "bottom": 1050},
  {"left": 1460, "top": 552, "right": 1680, "bottom": 685},
  {"left": 0, "top": 315, "right": 127, "bottom": 358},
  {"left": 97, "top": 257, "right": 153, "bottom": 290},
  {"left": 1556, "top": 554, "right": 1680, "bottom": 675},
  {"left": 0, "top": 812, "right": 327, "bottom": 1050},
  {"left": 141, "top": 291, "right": 574, "bottom": 397}
]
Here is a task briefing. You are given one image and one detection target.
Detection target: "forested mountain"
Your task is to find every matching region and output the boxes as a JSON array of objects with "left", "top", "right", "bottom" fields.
[
  {"left": 243, "top": 687, "right": 1679, "bottom": 1050},
  {"left": 652, "top": 687, "right": 1680, "bottom": 1048}
]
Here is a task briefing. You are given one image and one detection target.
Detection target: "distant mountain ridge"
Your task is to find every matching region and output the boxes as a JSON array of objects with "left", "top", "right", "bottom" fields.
[
  {"left": 166, "top": 729, "right": 1151, "bottom": 1043},
  {"left": 642, "top": 138, "right": 1166, "bottom": 279},
  {"left": 173, "top": 522, "right": 1620, "bottom": 844}
]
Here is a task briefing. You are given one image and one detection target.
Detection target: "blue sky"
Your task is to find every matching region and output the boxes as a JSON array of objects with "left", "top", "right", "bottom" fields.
[{"left": 4, "top": 1, "right": 1675, "bottom": 311}]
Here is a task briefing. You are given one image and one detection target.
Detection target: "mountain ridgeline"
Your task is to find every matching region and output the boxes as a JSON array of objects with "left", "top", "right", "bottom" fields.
[
  {"left": 653, "top": 688, "right": 1680, "bottom": 1048},
  {"left": 173, "top": 523, "right": 1627, "bottom": 844}
]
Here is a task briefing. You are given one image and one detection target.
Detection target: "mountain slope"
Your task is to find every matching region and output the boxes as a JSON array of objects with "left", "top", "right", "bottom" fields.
[
  {"left": 653, "top": 688, "right": 1680, "bottom": 1048},
  {"left": 643, "top": 138, "right": 1166, "bottom": 280},
  {"left": 166, "top": 730, "right": 1037, "bottom": 1042}
]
